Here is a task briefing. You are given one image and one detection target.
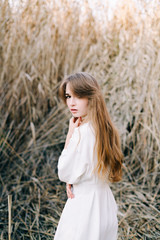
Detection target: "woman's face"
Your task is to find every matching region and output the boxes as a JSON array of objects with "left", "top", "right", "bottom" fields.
[{"left": 65, "top": 83, "right": 88, "bottom": 118}]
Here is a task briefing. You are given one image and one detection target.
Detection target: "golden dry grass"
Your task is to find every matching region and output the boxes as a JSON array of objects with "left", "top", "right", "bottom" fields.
[{"left": 0, "top": 0, "right": 160, "bottom": 239}]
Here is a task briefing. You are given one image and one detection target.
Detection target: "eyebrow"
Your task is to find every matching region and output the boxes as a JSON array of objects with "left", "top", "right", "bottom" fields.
[{"left": 65, "top": 93, "right": 70, "bottom": 95}]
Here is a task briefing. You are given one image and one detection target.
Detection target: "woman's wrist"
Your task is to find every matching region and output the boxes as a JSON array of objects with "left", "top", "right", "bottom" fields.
[
  {"left": 67, "top": 130, "right": 74, "bottom": 138},
  {"left": 64, "top": 131, "right": 73, "bottom": 148}
]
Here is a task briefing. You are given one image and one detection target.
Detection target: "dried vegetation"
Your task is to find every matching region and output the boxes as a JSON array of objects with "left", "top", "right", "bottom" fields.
[{"left": 0, "top": 0, "right": 160, "bottom": 239}]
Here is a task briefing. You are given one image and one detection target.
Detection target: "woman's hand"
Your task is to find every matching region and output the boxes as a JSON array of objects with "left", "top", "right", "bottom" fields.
[
  {"left": 66, "top": 183, "right": 74, "bottom": 199},
  {"left": 64, "top": 117, "right": 81, "bottom": 148},
  {"left": 68, "top": 117, "right": 81, "bottom": 136}
]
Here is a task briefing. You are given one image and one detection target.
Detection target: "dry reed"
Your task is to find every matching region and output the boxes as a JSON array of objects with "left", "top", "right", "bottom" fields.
[
  {"left": 8, "top": 195, "right": 12, "bottom": 240},
  {"left": 0, "top": 0, "right": 160, "bottom": 239}
]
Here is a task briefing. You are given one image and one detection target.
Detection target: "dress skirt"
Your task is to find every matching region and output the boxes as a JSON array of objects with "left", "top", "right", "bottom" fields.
[{"left": 54, "top": 182, "right": 118, "bottom": 240}]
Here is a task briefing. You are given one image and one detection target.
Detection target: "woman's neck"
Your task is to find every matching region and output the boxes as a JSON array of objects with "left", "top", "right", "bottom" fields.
[{"left": 81, "top": 115, "right": 89, "bottom": 125}]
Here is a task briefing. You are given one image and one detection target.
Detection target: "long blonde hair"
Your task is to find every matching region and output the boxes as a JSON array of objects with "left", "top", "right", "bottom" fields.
[{"left": 59, "top": 72, "right": 123, "bottom": 182}]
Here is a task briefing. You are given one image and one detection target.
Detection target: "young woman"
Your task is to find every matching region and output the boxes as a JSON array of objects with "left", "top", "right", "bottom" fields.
[{"left": 54, "top": 72, "right": 123, "bottom": 240}]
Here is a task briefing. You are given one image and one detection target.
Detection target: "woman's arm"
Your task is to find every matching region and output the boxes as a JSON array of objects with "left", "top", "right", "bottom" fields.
[
  {"left": 64, "top": 117, "right": 81, "bottom": 198},
  {"left": 58, "top": 117, "right": 90, "bottom": 185}
]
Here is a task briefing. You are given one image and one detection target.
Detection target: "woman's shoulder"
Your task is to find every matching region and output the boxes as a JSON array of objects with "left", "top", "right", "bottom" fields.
[
  {"left": 75, "top": 122, "right": 95, "bottom": 152},
  {"left": 78, "top": 122, "right": 95, "bottom": 138}
]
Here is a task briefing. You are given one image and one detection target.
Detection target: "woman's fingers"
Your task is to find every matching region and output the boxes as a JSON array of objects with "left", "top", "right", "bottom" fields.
[
  {"left": 66, "top": 184, "right": 70, "bottom": 198},
  {"left": 66, "top": 183, "right": 74, "bottom": 199},
  {"left": 73, "top": 117, "right": 82, "bottom": 127},
  {"left": 78, "top": 117, "right": 82, "bottom": 126},
  {"left": 67, "top": 184, "right": 73, "bottom": 198}
]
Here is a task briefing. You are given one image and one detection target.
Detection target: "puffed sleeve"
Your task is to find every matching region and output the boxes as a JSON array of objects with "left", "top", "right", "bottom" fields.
[{"left": 57, "top": 126, "right": 89, "bottom": 184}]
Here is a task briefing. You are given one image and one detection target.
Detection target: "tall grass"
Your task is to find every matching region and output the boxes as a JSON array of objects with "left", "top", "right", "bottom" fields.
[{"left": 0, "top": 0, "right": 159, "bottom": 239}]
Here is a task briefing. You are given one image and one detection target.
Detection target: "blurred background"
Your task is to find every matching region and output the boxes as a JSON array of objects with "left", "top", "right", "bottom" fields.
[{"left": 0, "top": 0, "right": 160, "bottom": 239}]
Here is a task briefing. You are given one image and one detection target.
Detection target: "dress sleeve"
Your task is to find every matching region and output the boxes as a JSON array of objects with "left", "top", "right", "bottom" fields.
[{"left": 57, "top": 127, "right": 89, "bottom": 184}]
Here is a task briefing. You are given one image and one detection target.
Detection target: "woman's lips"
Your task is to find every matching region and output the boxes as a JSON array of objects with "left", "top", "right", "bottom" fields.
[{"left": 71, "top": 109, "right": 78, "bottom": 113}]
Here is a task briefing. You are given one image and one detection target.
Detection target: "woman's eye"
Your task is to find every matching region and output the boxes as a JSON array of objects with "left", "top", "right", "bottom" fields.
[{"left": 65, "top": 95, "right": 71, "bottom": 99}]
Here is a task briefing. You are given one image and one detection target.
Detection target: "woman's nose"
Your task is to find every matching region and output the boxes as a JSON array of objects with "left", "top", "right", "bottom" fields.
[{"left": 70, "top": 97, "right": 76, "bottom": 106}]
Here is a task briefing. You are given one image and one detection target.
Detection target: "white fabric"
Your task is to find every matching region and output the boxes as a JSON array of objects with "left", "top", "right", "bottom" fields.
[{"left": 54, "top": 122, "right": 118, "bottom": 240}]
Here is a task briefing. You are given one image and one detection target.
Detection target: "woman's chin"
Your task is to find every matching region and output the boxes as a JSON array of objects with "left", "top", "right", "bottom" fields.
[{"left": 72, "top": 113, "right": 80, "bottom": 118}]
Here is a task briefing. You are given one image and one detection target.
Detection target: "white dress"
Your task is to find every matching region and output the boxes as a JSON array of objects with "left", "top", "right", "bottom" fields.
[{"left": 54, "top": 122, "right": 118, "bottom": 240}]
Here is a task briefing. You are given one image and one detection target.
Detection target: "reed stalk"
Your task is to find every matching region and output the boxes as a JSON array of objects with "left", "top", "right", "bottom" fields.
[{"left": 8, "top": 195, "right": 12, "bottom": 240}]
